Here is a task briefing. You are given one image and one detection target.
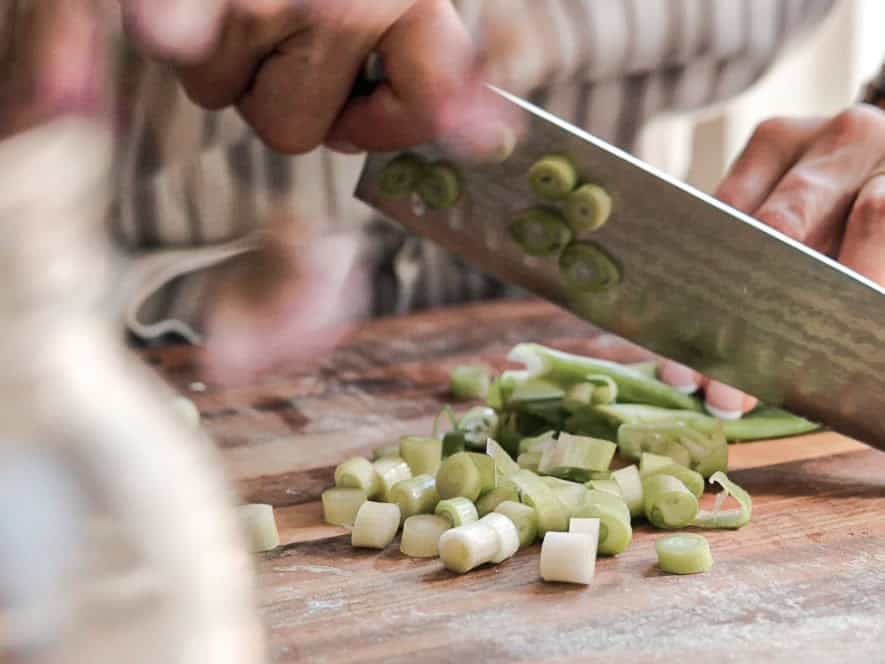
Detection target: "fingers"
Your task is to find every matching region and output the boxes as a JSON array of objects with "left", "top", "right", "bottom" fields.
[
  {"left": 751, "top": 107, "right": 885, "bottom": 254},
  {"left": 202, "top": 221, "right": 367, "bottom": 386},
  {"left": 715, "top": 117, "right": 824, "bottom": 214},
  {"left": 2, "top": 0, "right": 107, "bottom": 135},
  {"left": 237, "top": 7, "right": 387, "bottom": 154},
  {"left": 703, "top": 381, "right": 758, "bottom": 421},
  {"left": 658, "top": 361, "right": 757, "bottom": 419},
  {"left": 119, "top": 0, "right": 229, "bottom": 62},
  {"left": 659, "top": 360, "right": 703, "bottom": 395},
  {"left": 329, "top": 0, "right": 515, "bottom": 154},
  {"left": 838, "top": 172, "right": 885, "bottom": 285}
]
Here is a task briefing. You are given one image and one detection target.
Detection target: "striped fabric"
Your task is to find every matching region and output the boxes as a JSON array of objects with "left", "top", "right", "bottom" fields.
[{"left": 91, "top": 1, "right": 837, "bottom": 342}]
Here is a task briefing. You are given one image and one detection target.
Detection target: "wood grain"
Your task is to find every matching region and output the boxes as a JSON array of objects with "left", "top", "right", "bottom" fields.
[{"left": 147, "top": 300, "right": 884, "bottom": 664}]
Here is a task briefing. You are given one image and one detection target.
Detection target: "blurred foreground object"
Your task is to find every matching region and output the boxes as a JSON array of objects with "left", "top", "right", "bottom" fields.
[{"left": 0, "top": 118, "right": 265, "bottom": 661}]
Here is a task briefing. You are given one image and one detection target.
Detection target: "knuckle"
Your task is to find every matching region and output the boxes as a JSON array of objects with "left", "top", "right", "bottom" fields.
[
  {"left": 751, "top": 117, "right": 793, "bottom": 143},
  {"left": 757, "top": 201, "right": 812, "bottom": 243},
  {"left": 829, "top": 105, "right": 883, "bottom": 140},
  {"left": 247, "top": 113, "right": 324, "bottom": 154},
  {"left": 851, "top": 195, "right": 885, "bottom": 240}
]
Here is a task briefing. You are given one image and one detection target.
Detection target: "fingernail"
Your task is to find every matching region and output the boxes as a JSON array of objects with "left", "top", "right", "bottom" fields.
[
  {"left": 659, "top": 361, "right": 702, "bottom": 394},
  {"left": 704, "top": 381, "right": 748, "bottom": 421}
]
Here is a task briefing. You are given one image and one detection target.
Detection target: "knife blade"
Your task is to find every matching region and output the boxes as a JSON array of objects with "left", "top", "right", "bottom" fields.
[{"left": 354, "top": 86, "right": 885, "bottom": 450}]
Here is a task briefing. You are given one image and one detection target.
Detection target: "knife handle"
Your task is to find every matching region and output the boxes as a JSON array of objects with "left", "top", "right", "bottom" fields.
[{"left": 349, "top": 54, "right": 386, "bottom": 99}]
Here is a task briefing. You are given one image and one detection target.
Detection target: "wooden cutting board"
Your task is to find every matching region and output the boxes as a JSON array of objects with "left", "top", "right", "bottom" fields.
[{"left": 146, "top": 300, "right": 885, "bottom": 664}]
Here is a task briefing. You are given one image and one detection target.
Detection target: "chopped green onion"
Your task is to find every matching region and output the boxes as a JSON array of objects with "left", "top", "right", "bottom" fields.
[
  {"left": 640, "top": 461, "right": 705, "bottom": 499},
  {"left": 442, "top": 431, "right": 466, "bottom": 457},
  {"left": 504, "top": 344, "right": 702, "bottom": 412},
  {"left": 509, "top": 207, "right": 572, "bottom": 256},
  {"left": 642, "top": 475, "right": 699, "bottom": 530},
  {"left": 438, "top": 521, "right": 501, "bottom": 573},
  {"left": 509, "top": 379, "right": 566, "bottom": 404},
  {"left": 621, "top": 425, "right": 693, "bottom": 468},
  {"left": 518, "top": 431, "right": 557, "bottom": 456},
  {"left": 486, "top": 438, "right": 520, "bottom": 480},
  {"left": 400, "top": 515, "right": 450, "bottom": 558},
  {"left": 541, "top": 476, "right": 588, "bottom": 518},
  {"left": 656, "top": 534, "right": 713, "bottom": 574},
  {"left": 372, "top": 457, "right": 413, "bottom": 502},
  {"left": 237, "top": 504, "right": 280, "bottom": 553},
  {"left": 596, "top": 403, "right": 817, "bottom": 443},
  {"left": 537, "top": 433, "right": 616, "bottom": 481},
  {"left": 466, "top": 452, "right": 497, "bottom": 495},
  {"left": 528, "top": 154, "right": 578, "bottom": 201},
  {"left": 517, "top": 451, "right": 542, "bottom": 472},
  {"left": 476, "top": 484, "right": 520, "bottom": 517},
  {"left": 480, "top": 513, "right": 521, "bottom": 563},
  {"left": 399, "top": 436, "right": 443, "bottom": 477},
  {"left": 559, "top": 242, "right": 621, "bottom": 293},
  {"left": 321, "top": 488, "right": 368, "bottom": 527},
  {"left": 432, "top": 405, "right": 459, "bottom": 439},
  {"left": 692, "top": 472, "right": 752, "bottom": 529},
  {"left": 335, "top": 457, "right": 381, "bottom": 499},
  {"left": 564, "top": 183, "right": 612, "bottom": 234},
  {"left": 639, "top": 452, "right": 678, "bottom": 476},
  {"left": 510, "top": 470, "right": 569, "bottom": 535},
  {"left": 450, "top": 365, "right": 491, "bottom": 400},
  {"left": 586, "top": 479, "right": 621, "bottom": 496},
  {"left": 587, "top": 375, "right": 618, "bottom": 405},
  {"left": 494, "top": 501, "right": 538, "bottom": 549},
  {"left": 562, "top": 383, "right": 595, "bottom": 414},
  {"left": 575, "top": 490, "right": 632, "bottom": 556},
  {"left": 617, "top": 420, "right": 727, "bottom": 478},
  {"left": 540, "top": 531, "right": 597, "bottom": 585},
  {"left": 721, "top": 408, "right": 819, "bottom": 440},
  {"left": 458, "top": 406, "right": 499, "bottom": 450},
  {"left": 611, "top": 465, "right": 644, "bottom": 518},
  {"left": 435, "top": 497, "right": 479, "bottom": 527},
  {"left": 586, "top": 470, "right": 613, "bottom": 481},
  {"left": 436, "top": 452, "right": 496, "bottom": 501},
  {"left": 626, "top": 360, "right": 658, "bottom": 380},
  {"left": 417, "top": 162, "right": 462, "bottom": 209},
  {"left": 379, "top": 153, "right": 426, "bottom": 198},
  {"left": 388, "top": 475, "right": 440, "bottom": 521},
  {"left": 372, "top": 444, "right": 401, "bottom": 461},
  {"left": 351, "top": 501, "right": 401, "bottom": 549}
]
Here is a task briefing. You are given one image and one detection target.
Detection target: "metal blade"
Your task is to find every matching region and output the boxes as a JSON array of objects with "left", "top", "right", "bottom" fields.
[{"left": 355, "top": 87, "right": 885, "bottom": 449}]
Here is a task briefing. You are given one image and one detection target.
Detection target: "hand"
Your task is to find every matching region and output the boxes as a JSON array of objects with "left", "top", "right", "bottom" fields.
[
  {"left": 200, "top": 213, "right": 370, "bottom": 386},
  {"left": 658, "top": 106, "right": 885, "bottom": 417},
  {"left": 1, "top": 0, "right": 107, "bottom": 136},
  {"left": 715, "top": 105, "right": 885, "bottom": 285},
  {"left": 120, "top": 0, "right": 519, "bottom": 156}
]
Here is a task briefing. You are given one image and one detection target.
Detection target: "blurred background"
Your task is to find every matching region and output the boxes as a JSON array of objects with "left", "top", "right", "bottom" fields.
[{"left": 640, "top": 0, "right": 885, "bottom": 190}]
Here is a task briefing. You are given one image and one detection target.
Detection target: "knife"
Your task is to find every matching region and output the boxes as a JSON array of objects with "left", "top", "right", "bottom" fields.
[{"left": 353, "top": 86, "right": 885, "bottom": 450}]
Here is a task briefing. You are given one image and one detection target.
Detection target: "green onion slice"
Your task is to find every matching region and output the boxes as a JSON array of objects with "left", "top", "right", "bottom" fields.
[
  {"left": 656, "top": 533, "right": 713, "bottom": 574},
  {"left": 528, "top": 154, "right": 579, "bottom": 201},
  {"left": 379, "top": 153, "right": 426, "bottom": 198},
  {"left": 509, "top": 207, "right": 573, "bottom": 257},
  {"left": 692, "top": 472, "right": 752, "bottom": 529},
  {"left": 559, "top": 242, "right": 621, "bottom": 293}
]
